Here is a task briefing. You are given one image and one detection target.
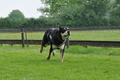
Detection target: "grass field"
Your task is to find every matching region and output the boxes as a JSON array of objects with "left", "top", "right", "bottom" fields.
[
  {"left": 0, "top": 30, "right": 120, "bottom": 41},
  {"left": 0, "top": 45, "right": 120, "bottom": 80},
  {"left": 0, "top": 30, "right": 120, "bottom": 80}
]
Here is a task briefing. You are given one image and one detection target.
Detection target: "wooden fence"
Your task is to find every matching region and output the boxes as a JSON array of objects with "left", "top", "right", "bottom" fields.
[
  {"left": 0, "top": 28, "right": 120, "bottom": 48},
  {"left": 0, "top": 40, "right": 120, "bottom": 48}
]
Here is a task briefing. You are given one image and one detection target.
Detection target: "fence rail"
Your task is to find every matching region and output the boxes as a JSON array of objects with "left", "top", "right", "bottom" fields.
[
  {"left": 0, "top": 40, "right": 120, "bottom": 48},
  {"left": 0, "top": 28, "right": 120, "bottom": 48}
]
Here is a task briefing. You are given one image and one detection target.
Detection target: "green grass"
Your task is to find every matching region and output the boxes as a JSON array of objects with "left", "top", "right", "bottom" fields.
[
  {"left": 0, "top": 30, "right": 120, "bottom": 79},
  {"left": 0, "top": 32, "right": 44, "bottom": 40},
  {"left": 66, "top": 46, "right": 120, "bottom": 56},
  {"left": 0, "top": 45, "right": 120, "bottom": 80},
  {"left": 71, "top": 30, "right": 120, "bottom": 41},
  {"left": 0, "top": 30, "right": 120, "bottom": 41}
]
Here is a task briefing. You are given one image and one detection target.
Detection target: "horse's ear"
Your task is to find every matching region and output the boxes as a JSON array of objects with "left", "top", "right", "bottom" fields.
[{"left": 57, "top": 23, "right": 61, "bottom": 30}]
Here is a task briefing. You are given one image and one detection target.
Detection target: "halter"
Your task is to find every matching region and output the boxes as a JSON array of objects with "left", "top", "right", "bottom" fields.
[
  {"left": 49, "top": 34, "right": 66, "bottom": 45},
  {"left": 57, "top": 36, "right": 66, "bottom": 45}
]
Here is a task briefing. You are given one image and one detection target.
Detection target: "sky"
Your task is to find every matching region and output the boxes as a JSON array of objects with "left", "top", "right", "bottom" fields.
[{"left": 0, "top": 0, "right": 44, "bottom": 18}]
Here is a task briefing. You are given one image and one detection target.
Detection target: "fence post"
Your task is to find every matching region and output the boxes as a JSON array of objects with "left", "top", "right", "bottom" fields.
[
  {"left": 24, "top": 28, "right": 29, "bottom": 47},
  {"left": 66, "top": 37, "right": 70, "bottom": 48},
  {"left": 21, "top": 28, "right": 25, "bottom": 48}
]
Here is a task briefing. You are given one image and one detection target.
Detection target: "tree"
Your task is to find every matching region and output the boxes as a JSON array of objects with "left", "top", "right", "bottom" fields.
[
  {"left": 8, "top": 10, "right": 25, "bottom": 19},
  {"left": 110, "top": 0, "right": 120, "bottom": 18},
  {"left": 109, "top": 0, "right": 120, "bottom": 26},
  {"left": 38, "top": 0, "right": 83, "bottom": 16},
  {"left": 53, "top": 0, "right": 110, "bottom": 26},
  {"left": 38, "top": 0, "right": 110, "bottom": 26}
]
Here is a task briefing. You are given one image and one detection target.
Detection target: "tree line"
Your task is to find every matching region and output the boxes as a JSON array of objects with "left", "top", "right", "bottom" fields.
[
  {"left": 0, "top": 17, "right": 57, "bottom": 29},
  {"left": 0, "top": 0, "right": 120, "bottom": 29},
  {"left": 0, "top": 16, "right": 120, "bottom": 29}
]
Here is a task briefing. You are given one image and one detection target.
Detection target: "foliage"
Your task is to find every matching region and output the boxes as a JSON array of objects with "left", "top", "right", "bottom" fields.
[
  {"left": 38, "top": 0, "right": 120, "bottom": 27},
  {"left": 0, "top": 18, "right": 26, "bottom": 29},
  {"left": 8, "top": 10, "right": 25, "bottom": 19},
  {"left": 38, "top": 0, "right": 69, "bottom": 16},
  {"left": 109, "top": 0, "right": 120, "bottom": 26},
  {"left": 38, "top": 0, "right": 118, "bottom": 27},
  {"left": 110, "top": 0, "right": 120, "bottom": 17},
  {"left": 0, "top": 17, "right": 56, "bottom": 29}
]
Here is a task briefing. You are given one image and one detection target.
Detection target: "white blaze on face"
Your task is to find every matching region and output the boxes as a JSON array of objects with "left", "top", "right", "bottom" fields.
[{"left": 61, "top": 31, "right": 68, "bottom": 40}]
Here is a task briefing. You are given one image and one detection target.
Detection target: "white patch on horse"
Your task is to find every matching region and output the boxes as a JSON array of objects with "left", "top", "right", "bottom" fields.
[{"left": 52, "top": 44, "right": 65, "bottom": 50}]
